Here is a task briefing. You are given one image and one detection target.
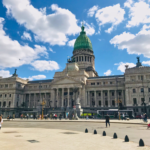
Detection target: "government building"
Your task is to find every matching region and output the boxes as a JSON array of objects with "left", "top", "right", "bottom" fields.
[{"left": 0, "top": 25, "right": 150, "bottom": 118}]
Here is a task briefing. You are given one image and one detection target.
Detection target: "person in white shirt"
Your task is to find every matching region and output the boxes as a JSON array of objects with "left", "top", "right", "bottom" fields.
[{"left": 0, "top": 115, "right": 3, "bottom": 130}]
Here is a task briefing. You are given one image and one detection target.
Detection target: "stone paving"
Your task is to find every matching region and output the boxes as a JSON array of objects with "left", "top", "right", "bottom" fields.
[{"left": 0, "top": 128, "right": 150, "bottom": 150}]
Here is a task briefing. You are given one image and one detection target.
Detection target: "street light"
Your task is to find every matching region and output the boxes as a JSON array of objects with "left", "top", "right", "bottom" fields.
[{"left": 41, "top": 99, "right": 46, "bottom": 119}]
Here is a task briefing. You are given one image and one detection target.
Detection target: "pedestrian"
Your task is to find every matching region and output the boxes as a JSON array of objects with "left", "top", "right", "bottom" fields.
[
  {"left": 0, "top": 115, "right": 3, "bottom": 130},
  {"left": 122, "top": 113, "right": 125, "bottom": 120},
  {"left": 86, "top": 115, "right": 88, "bottom": 120},
  {"left": 27, "top": 114, "right": 29, "bottom": 120},
  {"left": 105, "top": 114, "right": 110, "bottom": 128},
  {"left": 145, "top": 113, "right": 148, "bottom": 122}
]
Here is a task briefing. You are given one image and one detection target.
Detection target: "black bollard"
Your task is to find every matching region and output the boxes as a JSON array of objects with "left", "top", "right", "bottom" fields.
[
  {"left": 113, "top": 133, "right": 117, "bottom": 139},
  {"left": 85, "top": 128, "right": 88, "bottom": 133},
  {"left": 102, "top": 131, "right": 106, "bottom": 136},
  {"left": 94, "top": 130, "right": 97, "bottom": 134},
  {"left": 125, "top": 135, "right": 129, "bottom": 142},
  {"left": 139, "top": 139, "right": 144, "bottom": 147}
]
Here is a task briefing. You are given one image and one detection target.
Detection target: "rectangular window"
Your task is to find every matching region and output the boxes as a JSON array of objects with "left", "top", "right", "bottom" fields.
[
  {"left": 79, "top": 56, "right": 81, "bottom": 61},
  {"left": 133, "top": 89, "right": 136, "bottom": 93},
  {"left": 9, "top": 94, "right": 11, "bottom": 97},
  {"left": 97, "top": 82, "right": 99, "bottom": 85},
  {"left": 141, "top": 88, "right": 144, "bottom": 92},
  {"left": 99, "top": 93, "right": 101, "bottom": 96},
  {"left": 5, "top": 94, "right": 7, "bottom": 97},
  {"left": 119, "top": 92, "right": 121, "bottom": 96},
  {"left": 149, "top": 88, "right": 150, "bottom": 92},
  {"left": 91, "top": 83, "right": 95, "bottom": 85},
  {"left": 76, "top": 57, "right": 78, "bottom": 62},
  {"left": 90, "top": 57, "right": 91, "bottom": 62},
  {"left": 133, "top": 98, "right": 137, "bottom": 104},
  {"left": 110, "top": 82, "right": 112, "bottom": 84},
  {"left": 112, "top": 92, "right": 114, "bottom": 96},
  {"left": 141, "top": 98, "right": 145, "bottom": 103},
  {"left": 82, "top": 56, "right": 83, "bottom": 61},
  {"left": 138, "top": 75, "right": 143, "bottom": 80},
  {"left": 5, "top": 84, "right": 8, "bottom": 88},
  {"left": 149, "top": 98, "right": 150, "bottom": 102},
  {"left": 99, "top": 101, "right": 101, "bottom": 106},
  {"left": 0, "top": 85, "right": 3, "bottom": 88},
  {"left": 9, "top": 101, "right": 11, "bottom": 107},
  {"left": 92, "top": 93, "right": 94, "bottom": 96},
  {"left": 85, "top": 56, "right": 86, "bottom": 61},
  {"left": 17, "top": 94, "right": 19, "bottom": 98},
  {"left": 105, "top": 93, "right": 107, "bottom": 96},
  {"left": 103, "top": 82, "right": 105, "bottom": 85},
  {"left": 136, "top": 108, "right": 138, "bottom": 112},
  {"left": 112, "top": 100, "right": 115, "bottom": 106}
]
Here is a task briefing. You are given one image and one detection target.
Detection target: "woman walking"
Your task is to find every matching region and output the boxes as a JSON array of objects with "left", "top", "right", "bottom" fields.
[{"left": 0, "top": 115, "right": 3, "bottom": 130}]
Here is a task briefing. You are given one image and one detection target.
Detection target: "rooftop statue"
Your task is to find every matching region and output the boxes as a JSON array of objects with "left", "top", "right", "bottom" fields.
[
  {"left": 12, "top": 69, "right": 18, "bottom": 77},
  {"left": 136, "top": 57, "right": 142, "bottom": 67}
]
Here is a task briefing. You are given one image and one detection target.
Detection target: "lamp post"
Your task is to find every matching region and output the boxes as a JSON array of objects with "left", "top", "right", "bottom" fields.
[{"left": 41, "top": 99, "right": 46, "bottom": 119}]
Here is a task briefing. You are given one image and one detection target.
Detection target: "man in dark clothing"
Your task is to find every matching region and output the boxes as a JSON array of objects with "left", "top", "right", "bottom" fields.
[{"left": 105, "top": 114, "right": 110, "bottom": 127}]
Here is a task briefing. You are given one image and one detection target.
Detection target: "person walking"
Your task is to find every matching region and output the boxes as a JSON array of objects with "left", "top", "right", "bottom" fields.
[
  {"left": 105, "top": 114, "right": 110, "bottom": 128},
  {"left": 0, "top": 115, "right": 3, "bottom": 130},
  {"left": 145, "top": 113, "right": 148, "bottom": 122}
]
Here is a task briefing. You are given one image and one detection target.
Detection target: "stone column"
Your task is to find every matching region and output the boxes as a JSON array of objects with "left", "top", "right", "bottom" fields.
[
  {"left": 88, "top": 91, "right": 90, "bottom": 106},
  {"left": 34, "top": 93, "right": 36, "bottom": 108},
  {"left": 67, "top": 88, "right": 69, "bottom": 107},
  {"left": 29, "top": 94, "right": 31, "bottom": 108},
  {"left": 94, "top": 90, "right": 97, "bottom": 107},
  {"left": 56, "top": 89, "right": 58, "bottom": 107},
  {"left": 101, "top": 91, "right": 103, "bottom": 107},
  {"left": 86, "top": 91, "right": 88, "bottom": 106},
  {"left": 108, "top": 90, "right": 110, "bottom": 107},
  {"left": 115, "top": 90, "right": 117, "bottom": 107},
  {"left": 62, "top": 88, "right": 64, "bottom": 107},
  {"left": 122, "top": 90, "right": 124, "bottom": 105}
]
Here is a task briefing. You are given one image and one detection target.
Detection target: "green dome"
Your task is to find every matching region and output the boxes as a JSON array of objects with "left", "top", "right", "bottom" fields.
[{"left": 73, "top": 25, "right": 93, "bottom": 52}]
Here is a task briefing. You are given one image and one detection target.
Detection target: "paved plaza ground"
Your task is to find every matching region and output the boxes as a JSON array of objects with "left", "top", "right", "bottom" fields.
[{"left": 1, "top": 119, "right": 150, "bottom": 150}]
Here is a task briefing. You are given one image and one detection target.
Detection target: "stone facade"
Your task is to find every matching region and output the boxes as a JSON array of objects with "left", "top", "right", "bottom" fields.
[{"left": 0, "top": 25, "right": 150, "bottom": 117}]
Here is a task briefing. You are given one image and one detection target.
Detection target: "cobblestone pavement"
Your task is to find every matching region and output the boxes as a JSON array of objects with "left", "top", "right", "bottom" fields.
[
  {"left": 2, "top": 119, "right": 150, "bottom": 147},
  {"left": 0, "top": 128, "right": 150, "bottom": 150}
]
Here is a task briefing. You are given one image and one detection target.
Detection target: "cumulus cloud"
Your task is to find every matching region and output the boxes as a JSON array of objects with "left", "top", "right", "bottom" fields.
[
  {"left": 31, "top": 60, "right": 59, "bottom": 71},
  {"left": 110, "top": 26, "right": 150, "bottom": 58},
  {"left": 142, "top": 60, "right": 150, "bottom": 65},
  {"left": 115, "top": 62, "right": 136, "bottom": 72},
  {"left": 104, "top": 70, "right": 112, "bottom": 76},
  {"left": 0, "top": 17, "right": 48, "bottom": 69},
  {"left": 88, "top": 5, "right": 98, "bottom": 17},
  {"left": 125, "top": 0, "right": 150, "bottom": 27},
  {"left": 0, "top": 70, "right": 11, "bottom": 78},
  {"left": 23, "top": 74, "right": 46, "bottom": 81},
  {"left": 95, "top": 4, "right": 125, "bottom": 33},
  {"left": 21, "top": 31, "right": 32, "bottom": 41},
  {"left": 3, "top": 0, "right": 81, "bottom": 45},
  {"left": 84, "top": 22, "right": 95, "bottom": 35},
  {"left": 67, "top": 39, "right": 76, "bottom": 47}
]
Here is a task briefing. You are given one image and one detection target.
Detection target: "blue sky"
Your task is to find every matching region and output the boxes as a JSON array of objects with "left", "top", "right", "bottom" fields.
[{"left": 0, "top": 0, "right": 150, "bottom": 80}]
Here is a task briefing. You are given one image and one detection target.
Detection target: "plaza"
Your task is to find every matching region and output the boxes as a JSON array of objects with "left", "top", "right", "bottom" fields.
[{"left": 1, "top": 119, "right": 150, "bottom": 150}]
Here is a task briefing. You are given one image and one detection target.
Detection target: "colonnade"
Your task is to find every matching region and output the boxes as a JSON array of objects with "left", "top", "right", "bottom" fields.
[{"left": 86, "top": 90, "right": 125, "bottom": 107}]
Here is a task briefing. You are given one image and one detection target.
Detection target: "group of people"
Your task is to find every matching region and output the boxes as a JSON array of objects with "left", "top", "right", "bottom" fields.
[{"left": 141, "top": 113, "right": 148, "bottom": 122}]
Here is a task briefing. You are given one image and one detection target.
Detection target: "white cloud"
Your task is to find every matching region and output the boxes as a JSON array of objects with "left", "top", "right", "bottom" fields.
[
  {"left": 39, "top": 7, "right": 46, "bottom": 15},
  {"left": 95, "top": 4, "right": 125, "bottom": 33},
  {"left": 0, "top": 70, "right": 11, "bottom": 78},
  {"left": 84, "top": 22, "right": 95, "bottom": 36},
  {"left": 49, "top": 48, "right": 55, "bottom": 53},
  {"left": 142, "top": 60, "right": 150, "bottom": 65},
  {"left": 3, "top": 0, "right": 80, "bottom": 45},
  {"left": 0, "top": 17, "right": 48, "bottom": 69},
  {"left": 124, "top": 0, "right": 133, "bottom": 8},
  {"left": 31, "top": 60, "right": 59, "bottom": 71},
  {"left": 21, "top": 31, "right": 32, "bottom": 41},
  {"left": 23, "top": 74, "right": 46, "bottom": 81},
  {"left": 125, "top": 0, "right": 150, "bottom": 27},
  {"left": 67, "top": 39, "right": 76, "bottom": 47},
  {"left": 104, "top": 69, "right": 112, "bottom": 76},
  {"left": 88, "top": 5, "right": 98, "bottom": 17},
  {"left": 115, "top": 62, "right": 136, "bottom": 72},
  {"left": 110, "top": 26, "right": 150, "bottom": 58}
]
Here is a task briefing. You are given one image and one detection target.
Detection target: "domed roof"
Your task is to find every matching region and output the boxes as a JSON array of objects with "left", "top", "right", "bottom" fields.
[{"left": 73, "top": 25, "right": 93, "bottom": 52}]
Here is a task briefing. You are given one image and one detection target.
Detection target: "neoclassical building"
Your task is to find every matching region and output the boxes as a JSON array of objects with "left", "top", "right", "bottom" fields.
[{"left": 0, "top": 25, "right": 150, "bottom": 117}]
